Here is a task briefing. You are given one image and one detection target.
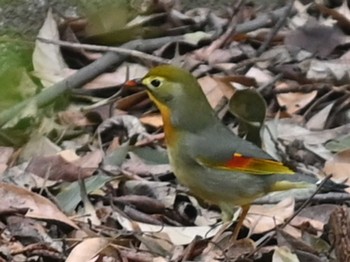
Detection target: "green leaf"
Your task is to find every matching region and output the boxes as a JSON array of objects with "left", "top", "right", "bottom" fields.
[
  {"left": 229, "top": 89, "right": 266, "bottom": 147},
  {"left": 131, "top": 146, "right": 169, "bottom": 164},
  {"left": 56, "top": 174, "right": 112, "bottom": 214},
  {"left": 0, "top": 68, "right": 37, "bottom": 111},
  {"left": 325, "top": 134, "right": 350, "bottom": 152},
  {"left": 103, "top": 143, "right": 130, "bottom": 166}
]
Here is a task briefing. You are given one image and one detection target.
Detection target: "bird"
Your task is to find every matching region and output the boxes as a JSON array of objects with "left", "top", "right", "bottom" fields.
[{"left": 125, "top": 65, "right": 317, "bottom": 241}]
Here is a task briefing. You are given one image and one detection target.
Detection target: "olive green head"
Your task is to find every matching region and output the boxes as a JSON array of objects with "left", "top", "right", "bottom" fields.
[{"left": 140, "top": 65, "right": 206, "bottom": 107}]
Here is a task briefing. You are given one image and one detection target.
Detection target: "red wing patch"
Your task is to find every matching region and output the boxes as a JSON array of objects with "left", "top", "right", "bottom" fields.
[{"left": 200, "top": 153, "right": 295, "bottom": 175}]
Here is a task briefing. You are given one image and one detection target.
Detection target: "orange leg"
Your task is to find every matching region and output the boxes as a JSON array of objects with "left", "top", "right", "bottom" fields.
[{"left": 230, "top": 204, "right": 250, "bottom": 242}]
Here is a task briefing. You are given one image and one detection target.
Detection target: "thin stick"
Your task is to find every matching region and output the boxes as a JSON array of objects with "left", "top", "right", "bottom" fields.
[
  {"left": 37, "top": 37, "right": 171, "bottom": 64},
  {"left": 255, "top": 0, "right": 295, "bottom": 56},
  {"left": 248, "top": 175, "right": 333, "bottom": 258}
]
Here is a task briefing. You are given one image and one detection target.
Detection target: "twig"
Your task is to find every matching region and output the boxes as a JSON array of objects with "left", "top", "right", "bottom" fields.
[
  {"left": 303, "top": 90, "right": 335, "bottom": 120},
  {"left": 255, "top": 192, "right": 350, "bottom": 205},
  {"left": 235, "top": 6, "right": 296, "bottom": 34},
  {"left": 247, "top": 175, "right": 333, "bottom": 258},
  {"left": 255, "top": 0, "right": 295, "bottom": 56},
  {"left": 231, "top": 57, "right": 269, "bottom": 71},
  {"left": 273, "top": 83, "right": 350, "bottom": 94},
  {"left": 0, "top": 35, "right": 183, "bottom": 127},
  {"left": 0, "top": 6, "right": 297, "bottom": 128},
  {"left": 37, "top": 37, "right": 171, "bottom": 65},
  {"left": 257, "top": 73, "right": 283, "bottom": 94}
]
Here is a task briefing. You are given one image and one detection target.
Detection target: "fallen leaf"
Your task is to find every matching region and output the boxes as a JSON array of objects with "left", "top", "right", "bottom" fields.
[
  {"left": 121, "top": 152, "right": 171, "bottom": 177},
  {"left": 325, "top": 134, "right": 350, "bottom": 152},
  {"left": 19, "top": 135, "right": 61, "bottom": 162},
  {"left": 276, "top": 82, "right": 317, "bottom": 114},
  {"left": 84, "top": 63, "right": 148, "bottom": 89},
  {"left": 56, "top": 174, "right": 112, "bottom": 214},
  {"left": 306, "top": 59, "right": 350, "bottom": 83},
  {"left": 58, "top": 110, "right": 95, "bottom": 127},
  {"left": 140, "top": 114, "right": 164, "bottom": 128},
  {"left": 0, "top": 147, "right": 14, "bottom": 174},
  {"left": 198, "top": 76, "right": 226, "bottom": 109},
  {"left": 0, "top": 183, "right": 77, "bottom": 228},
  {"left": 115, "top": 211, "right": 222, "bottom": 245},
  {"left": 25, "top": 155, "right": 92, "bottom": 182},
  {"left": 74, "top": 149, "right": 104, "bottom": 170},
  {"left": 244, "top": 197, "right": 295, "bottom": 235},
  {"left": 273, "top": 246, "right": 300, "bottom": 262},
  {"left": 305, "top": 102, "right": 335, "bottom": 130},
  {"left": 66, "top": 237, "right": 110, "bottom": 262},
  {"left": 32, "top": 9, "right": 68, "bottom": 87},
  {"left": 285, "top": 22, "right": 347, "bottom": 58},
  {"left": 323, "top": 149, "right": 350, "bottom": 191}
]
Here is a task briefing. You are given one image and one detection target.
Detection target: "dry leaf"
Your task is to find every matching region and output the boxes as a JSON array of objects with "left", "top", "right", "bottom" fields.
[
  {"left": 32, "top": 9, "right": 68, "bottom": 87},
  {"left": 244, "top": 197, "right": 295, "bottom": 235},
  {"left": 198, "top": 76, "right": 226, "bottom": 109},
  {"left": 0, "top": 147, "right": 14, "bottom": 174},
  {"left": 74, "top": 149, "right": 104, "bottom": 169},
  {"left": 305, "top": 102, "right": 335, "bottom": 130},
  {"left": 285, "top": 22, "right": 347, "bottom": 58},
  {"left": 246, "top": 67, "right": 274, "bottom": 85},
  {"left": 198, "top": 76, "right": 235, "bottom": 109},
  {"left": 276, "top": 82, "right": 317, "bottom": 114},
  {"left": 58, "top": 110, "right": 95, "bottom": 127},
  {"left": 115, "top": 211, "right": 222, "bottom": 245},
  {"left": 323, "top": 149, "right": 350, "bottom": 192},
  {"left": 0, "top": 183, "right": 77, "bottom": 228},
  {"left": 84, "top": 63, "right": 148, "bottom": 89},
  {"left": 26, "top": 155, "right": 91, "bottom": 182},
  {"left": 66, "top": 237, "right": 110, "bottom": 262},
  {"left": 273, "top": 246, "right": 300, "bottom": 262},
  {"left": 140, "top": 114, "right": 164, "bottom": 128},
  {"left": 306, "top": 58, "right": 350, "bottom": 83}
]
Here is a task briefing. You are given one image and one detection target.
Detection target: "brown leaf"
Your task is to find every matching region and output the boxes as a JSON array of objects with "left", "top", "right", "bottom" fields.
[
  {"left": 285, "top": 22, "right": 347, "bottom": 58},
  {"left": 140, "top": 114, "right": 164, "bottom": 128},
  {"left": 58, "top": 110, "right": 96, "bottom": 127},
  {"left": 66, "top": 237, "right": 110, "bottom": 262},
  {"left": 198, "top": 76, "right": 235, "bottom": 109},
  {"left": 316, "top": 3, "right": 350, "bottom": 34},
  {"left": 0, "top": 183, "right": 77, "bottom": 228},
  {"left": 0, "top": 147, "right": 14, "bottom": 174},
  {"left": 26, "top": 155, "right": 91, "bottom": 182},
  {"left": 198, "top": 76, "right": 226, "bottom": 109},
  {"left": 214, "top": 75, "right": 257, "bottom": 88},
  {"left": 117, "top": 91, "right": 149, "bottom": 111},
  {"left": 73, "top": 149, "right": 103, "bottom": 170},
  {"left": 276, "top": 82, "right": 317, "bottom": 114},
  {"left": 323, "top": 149, "right": 350, "bottom": 192},
  {"left": 114, "top": 211, "right": 222, "bottom": 245},
  {"left": 244, "top": 197, "right": 295, "bottom": 235}
]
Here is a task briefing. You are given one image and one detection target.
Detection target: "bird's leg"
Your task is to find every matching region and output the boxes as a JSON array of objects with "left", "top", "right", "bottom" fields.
[{"left": 230, "top": 204, "right": 250, "bottom": 242}]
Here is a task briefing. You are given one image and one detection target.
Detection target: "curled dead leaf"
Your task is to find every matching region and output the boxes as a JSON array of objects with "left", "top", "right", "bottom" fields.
[{"left": 0, "top": 183, "right": 77, "bottom": 228}]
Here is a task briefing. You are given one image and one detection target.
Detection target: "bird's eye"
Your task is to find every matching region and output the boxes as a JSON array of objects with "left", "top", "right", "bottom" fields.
[{"left": 150, "top": 79, "right": 161, "bottom": 88}]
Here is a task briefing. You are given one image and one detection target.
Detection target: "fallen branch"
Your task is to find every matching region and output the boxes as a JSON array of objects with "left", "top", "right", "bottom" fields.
[
  {"left": 0, "top": 5, "right": 295, "bottom": 128},
  {"left": 37, "top": 37, "right": 171, "bottom": 64},
  {"left": 0, "top": 35, "right": 182, "bottom": 127}
]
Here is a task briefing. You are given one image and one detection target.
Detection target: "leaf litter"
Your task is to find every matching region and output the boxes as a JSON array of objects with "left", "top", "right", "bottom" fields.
[{"left": 0, "top": 0, "right": 350, "bottom": 261}]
